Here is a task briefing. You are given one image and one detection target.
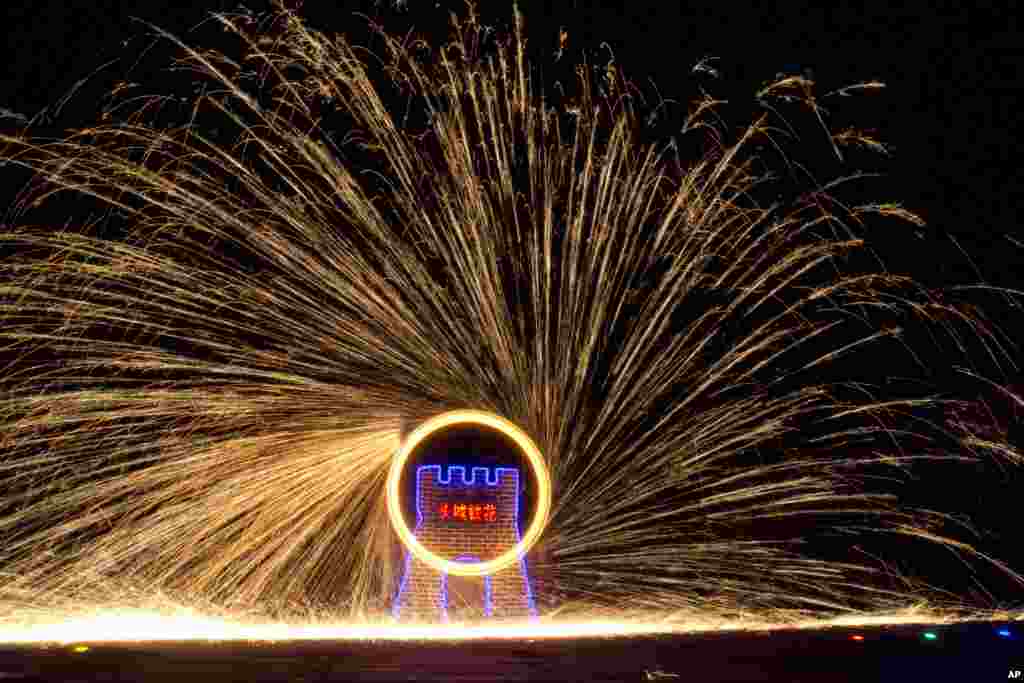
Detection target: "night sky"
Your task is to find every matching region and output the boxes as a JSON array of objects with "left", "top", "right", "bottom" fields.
[
  {"left": 1, "top": 1, "right": 1022, "bottom": 603},
  {"left": 3, "top": 1, "right": 1020, "bottom": 287}
]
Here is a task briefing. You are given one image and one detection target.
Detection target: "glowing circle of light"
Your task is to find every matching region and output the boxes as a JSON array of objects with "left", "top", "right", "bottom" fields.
[{"left": 386, "top": 410, "right": 551, "bottom": 578}]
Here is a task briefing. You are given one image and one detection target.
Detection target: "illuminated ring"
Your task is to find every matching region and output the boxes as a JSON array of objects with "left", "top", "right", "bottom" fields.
[{"left": 387, "top": 410, "right": 551, "bottom": 577}]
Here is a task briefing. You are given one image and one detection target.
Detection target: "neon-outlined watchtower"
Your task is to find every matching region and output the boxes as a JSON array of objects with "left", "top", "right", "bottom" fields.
[
  {"left": 387, "top": 411, "right": 551, "bottom": 624},
  {"left": 392, "top": 464, "right": 537, "bottom": 621}
]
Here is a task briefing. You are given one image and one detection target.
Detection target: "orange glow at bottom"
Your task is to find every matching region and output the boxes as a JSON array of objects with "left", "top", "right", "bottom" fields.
[{"left": 0, "top": 607, "right": 1019, "bottom": 645}]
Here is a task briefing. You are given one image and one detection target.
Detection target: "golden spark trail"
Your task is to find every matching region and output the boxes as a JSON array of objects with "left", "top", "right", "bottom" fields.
[{"left": 0, "top": 2, "right": 1021, "bottom": 630}]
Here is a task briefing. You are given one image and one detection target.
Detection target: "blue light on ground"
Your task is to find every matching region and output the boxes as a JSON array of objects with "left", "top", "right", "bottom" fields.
[{"left": 997, "top": 628, "right": 1012, "bottom": 638}]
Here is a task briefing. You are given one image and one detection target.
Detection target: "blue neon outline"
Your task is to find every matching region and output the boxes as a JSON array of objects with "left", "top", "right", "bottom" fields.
[
  {"left": 391, "top": 550, "right": 413, "bottom": 620},
  {"left": 392, "top": 464, "right": 537, "bottom": 621}
]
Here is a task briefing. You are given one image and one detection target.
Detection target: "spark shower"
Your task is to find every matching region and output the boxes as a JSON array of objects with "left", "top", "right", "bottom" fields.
[{"left": 0, "top": 2, "right": 1021, "bottom": 635}]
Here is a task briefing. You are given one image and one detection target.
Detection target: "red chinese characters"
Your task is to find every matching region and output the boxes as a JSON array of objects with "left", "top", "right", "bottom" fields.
[
  {"left": 483, "top": 503, "right": 497, "bottom": 522},
  {"left": 437, "top": 502, "right": 499, "bottom": 522}
]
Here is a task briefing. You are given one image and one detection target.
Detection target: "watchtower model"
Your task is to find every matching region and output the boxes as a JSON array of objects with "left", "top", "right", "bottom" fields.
[{"left": 392, "top": 465, "right": 536, "bottom": 621}]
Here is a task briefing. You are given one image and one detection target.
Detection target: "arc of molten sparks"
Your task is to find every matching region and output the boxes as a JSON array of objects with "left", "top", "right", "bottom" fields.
[{"left": 386, "top": 410, "right": 551, "bottom": 577}]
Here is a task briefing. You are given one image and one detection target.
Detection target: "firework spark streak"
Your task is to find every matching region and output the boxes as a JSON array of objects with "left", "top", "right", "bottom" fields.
[{"left": 0, "top": 2, "right": 1021, "bottom": 638}]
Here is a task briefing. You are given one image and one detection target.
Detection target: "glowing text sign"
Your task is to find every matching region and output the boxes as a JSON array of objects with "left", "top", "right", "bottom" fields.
[{"left": 437, "top": 502, "right": 498, "bottom": 522}]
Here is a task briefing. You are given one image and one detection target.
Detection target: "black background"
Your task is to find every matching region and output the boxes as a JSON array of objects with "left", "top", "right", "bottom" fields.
[{"left": 2, "top": 1, "right": 1020, "bottom": 288}]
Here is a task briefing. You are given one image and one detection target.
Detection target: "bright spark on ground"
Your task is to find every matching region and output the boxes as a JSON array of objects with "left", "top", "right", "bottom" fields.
[{"left": 1, "top": 608, "right": 1020, "bottom": 645}]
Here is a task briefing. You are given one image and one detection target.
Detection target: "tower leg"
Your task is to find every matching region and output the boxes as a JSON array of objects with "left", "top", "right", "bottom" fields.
[
  {"left": 393, "top": 552, "right": 443, "bottom": 622},
  {"left": 488, "top": 558, "right": 537, "bottom": 620}
]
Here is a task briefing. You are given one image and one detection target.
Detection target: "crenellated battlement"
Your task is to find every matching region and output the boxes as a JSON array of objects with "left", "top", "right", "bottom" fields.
[{"left": 416, "top": 465, "right": 519, "bottom": 491}]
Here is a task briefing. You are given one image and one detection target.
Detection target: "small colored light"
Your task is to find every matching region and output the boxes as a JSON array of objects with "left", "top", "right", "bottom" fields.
[
  {"left": 922, "top": 632, "right": 938, "bottom": 640},
  {"left": 850, "top": 634, "right": 864, "bottom": 641},
  {"left": 997, "top": 629, "right": 1012, "bottom": 638},
  {"left": 71, "top": 645, "right": 90, "bottom": 653}
]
